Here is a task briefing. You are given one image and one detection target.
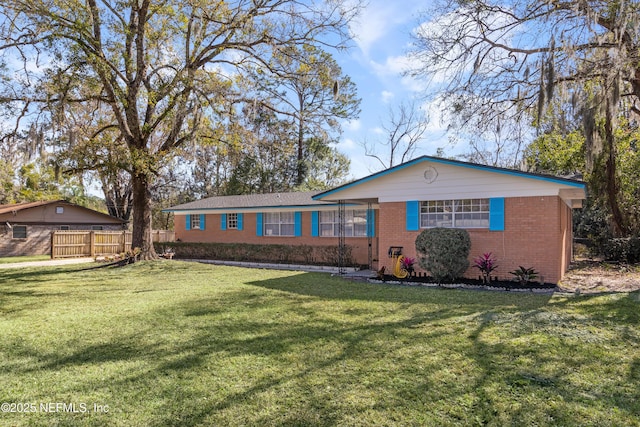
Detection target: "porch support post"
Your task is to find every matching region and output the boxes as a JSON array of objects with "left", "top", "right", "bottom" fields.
[
  {"left": 338, "top": 200, "right": 346, "bottom": 275},
  {"left": 367, "top": 202, "right": 373, "bottom": 270}
]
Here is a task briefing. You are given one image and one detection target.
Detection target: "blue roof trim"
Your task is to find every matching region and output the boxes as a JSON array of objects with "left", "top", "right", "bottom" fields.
[
  {"left": 162, "top": 203, "right": 359, "bottom": 213},
  {"left": 313, "top": 155, "right": 586, "bottom": 200}
]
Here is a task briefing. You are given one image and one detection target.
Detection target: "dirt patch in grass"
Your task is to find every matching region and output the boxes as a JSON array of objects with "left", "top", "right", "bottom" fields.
[{"left": 558, "top": 259, "right": 640, "bottom": 294}]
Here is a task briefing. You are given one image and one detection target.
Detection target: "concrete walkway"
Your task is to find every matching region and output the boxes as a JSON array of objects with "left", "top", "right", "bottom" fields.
[
  {"left": 0, "top": 257, "right": 375, "bottom": 278},
  {"left": 187, "top": 259, "right": 365, "bottom": 275},
  {"left": 0, "top": 258, "right": 96, "bottom": 269}
]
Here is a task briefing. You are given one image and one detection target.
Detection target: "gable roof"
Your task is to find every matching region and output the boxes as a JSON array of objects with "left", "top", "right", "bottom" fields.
[
  {"left": 0, "top": 200, "right": 56, "bottom": 215},
  {"left": 313, "top": 155, "right": 587, "bottom": 204},
  {"left": 0, "top": 200, "right": 126, "bottom": 223},
  {"left": 164, "top": 191, "right": 338, "bottom": 214}
]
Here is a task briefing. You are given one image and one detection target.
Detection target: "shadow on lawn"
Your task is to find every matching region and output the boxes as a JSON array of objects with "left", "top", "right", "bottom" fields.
[
  {"left": 457, "top": 301, "right": 640, "bottom": 425},
  {"left": 3, "top": 276, "right": 495, "bottom": 425},
  {"left": 0, "top": 265, "right": 86, "bottom": 283},
  {"left": 12, "top": 271, "right": 638, "bottom": 425},
  {"left": 548, "top": 290, "right": 640, "bottom": 326},
  {"left": 0, "top": 265, "right": 97, "bottom": 316},
  {"left": 246, "top": 272, "right": 554, "bottom": 308},
  {"left": 146, "top": 299, "right": 467, "bottom": 426},
  {"left": 15, "top": 301, "right": 453, "bottom": 425}
]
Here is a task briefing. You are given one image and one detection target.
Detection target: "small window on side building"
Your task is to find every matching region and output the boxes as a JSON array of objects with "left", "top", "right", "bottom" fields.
[{"left": 12, "top": 225, "right": 27, "bottom": 239}]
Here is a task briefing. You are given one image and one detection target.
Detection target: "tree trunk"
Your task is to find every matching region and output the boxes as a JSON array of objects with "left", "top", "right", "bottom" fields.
[
  {"left": 296, "top": 94, "right": 306, "bottom": 187},
  {"left": 103, "top": 186, "right": 132, "bottom": 222},
  {"left": 131, "top": 171, "right": 157, "bottom": 260},
  {"left": 604, "top": 105, "right": 627, "bottom": 237}
]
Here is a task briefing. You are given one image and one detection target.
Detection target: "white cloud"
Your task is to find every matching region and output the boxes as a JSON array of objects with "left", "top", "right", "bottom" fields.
[
  {"left": 343, "top": 119, "right": 361, "bottom": 132},
  {"left": 368, "top": 55, "right": 427, "bottom": 92},
  {"left": 339, "top": 137, "right": 357, "bottom": 150},
  {"left": 349, "top": 0, "right": 426, "bottom": 57},
  {"left": 349, "top": 3, "right": 396, "bottom": 56},
  {"left": 381, "top": 91, "right": 394, "bottom": 103}
]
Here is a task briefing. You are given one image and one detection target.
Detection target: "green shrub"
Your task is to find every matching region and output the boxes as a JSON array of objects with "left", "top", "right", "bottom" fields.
[
  {"left": 603, "top": 237, "right": 640, "bottom": 263},
  {"left": 317, "top": 245, "right": 353, "bottom": 267},
  {"left": 153, "top": 242, "right": 357, "bottom": 267},
  {"left": 415, "top": 228, "right": 471, "bottom": 283},
  {"left": 509, "top": 266, "right": 539, "bottom": 285}
]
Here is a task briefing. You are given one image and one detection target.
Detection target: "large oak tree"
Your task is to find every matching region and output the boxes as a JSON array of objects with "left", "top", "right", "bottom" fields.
[
  {"left": 408, "top": 0, "right": 640, "bottom": 235},
  {"left": 0, "top": 0, "right": 358, "bottom": 258}
]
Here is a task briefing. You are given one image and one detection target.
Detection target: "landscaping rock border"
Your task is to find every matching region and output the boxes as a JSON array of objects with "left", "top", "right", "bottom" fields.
[{"left": 367, "top": 278, "right": 557, "bottom": 293}]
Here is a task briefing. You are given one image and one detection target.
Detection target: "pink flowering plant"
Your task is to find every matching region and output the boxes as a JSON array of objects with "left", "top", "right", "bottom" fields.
[
  {"left": 473, "top": 252, "right": 498, "bottom": 283},
  {"left": 401, "top": 256, "right": 415, "bottom": 273}
]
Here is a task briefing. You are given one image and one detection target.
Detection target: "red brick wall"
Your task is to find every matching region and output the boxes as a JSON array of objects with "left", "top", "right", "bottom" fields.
[
  {"left": 378, "top": 196, "right": 570, "bottom": 283},
  {"left": 175, "top": 211, "right": 377, "bottom": 266}
]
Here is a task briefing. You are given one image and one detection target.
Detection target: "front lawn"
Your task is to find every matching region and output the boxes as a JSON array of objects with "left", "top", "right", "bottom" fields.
[
  {"left": 0, "top": 255, "right": 50, "bottom": 264},
  {"left": 0, "top": 261, "right": 639, "bottom": 426}
]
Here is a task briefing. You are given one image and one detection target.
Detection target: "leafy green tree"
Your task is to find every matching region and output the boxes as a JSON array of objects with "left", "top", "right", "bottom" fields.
[
  {"left": 523, "top": 131, "right": 585, "bottom": 176},
  {"left": 0, "top": 0, "right": 359, "bottom": 258},
  {"left": 245, "top": 44, "right": 360, "bottom": 186},
  {"left": 300, "top": 137, "right": 350, "bottom": 190},
  {"left": 409, "top": 0, "right": 640, "bottom": 235},
  {"left": 0, "top": 159, "right": 16, "bottom": 204},
  {"left": 16, "top": 160, "right": 87, "bottom": 203}
]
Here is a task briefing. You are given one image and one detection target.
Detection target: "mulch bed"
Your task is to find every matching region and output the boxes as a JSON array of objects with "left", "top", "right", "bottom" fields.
[{"left": 372, "top": 274, "right": 557, "bottom": 292}]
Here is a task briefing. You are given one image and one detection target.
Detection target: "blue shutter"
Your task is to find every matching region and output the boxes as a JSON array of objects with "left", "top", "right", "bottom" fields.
[
  {"left": 256, "top": 213, "right": 263, "bottom": 236},
  {"left": 221, "top": 214, "right": 227, "bottom": 231},
  {"left": 311, "top": 211, "right": 319, "bottom": 237},
  {"left": 200, "top": 214, "right": 206, "bottom": 230},
  {"left": 406, "top": 201, "right": 420, "bottom": 231},
  {"left": 489, "top": 198, "right": 505, "bottom": 231},
  {"left": 185, "top": 214, "right": 191, "bottom": 231},
  {"left": 237, "top": 213, "right": 243, "bottom": 231},
  {"left": 294, "top": 211, "right": 302, "bottom": 237},
  {"left": 367, "top": 209, "right": 376, "bottom": 237}
]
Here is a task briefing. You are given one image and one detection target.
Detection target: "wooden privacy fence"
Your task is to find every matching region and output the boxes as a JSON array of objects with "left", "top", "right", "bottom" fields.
[{"left": 51, "top": 230, "right": 175, "bottom": 258}]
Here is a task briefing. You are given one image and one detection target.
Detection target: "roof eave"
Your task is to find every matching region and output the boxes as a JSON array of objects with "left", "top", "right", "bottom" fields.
[{"left": 313, "top": 155, "right": 587, "bottom": 201}]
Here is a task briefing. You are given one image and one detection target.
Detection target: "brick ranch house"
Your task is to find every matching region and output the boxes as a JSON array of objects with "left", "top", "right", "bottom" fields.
[
  {"left": 0, "top": 200, "right": 127, "bottom": 257},
  {"left": 166, "top": 156, "right": 586, "bottom": 283}
]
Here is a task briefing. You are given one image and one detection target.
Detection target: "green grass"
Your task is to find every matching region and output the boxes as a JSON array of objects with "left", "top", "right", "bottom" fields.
[
  {"left": 0, "top": 261, "right": 639, "bottom": 426},
  {"left": 0, "top": 255, "right": 50, "bottom": 264}
]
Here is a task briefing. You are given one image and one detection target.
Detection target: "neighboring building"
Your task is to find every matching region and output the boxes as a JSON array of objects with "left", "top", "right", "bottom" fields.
[
  {"left": 165, "top": 156, "right": 587, "bottom": 283},
  {"left": 0, "top": 200, "right": 127, "bottom": 257}
]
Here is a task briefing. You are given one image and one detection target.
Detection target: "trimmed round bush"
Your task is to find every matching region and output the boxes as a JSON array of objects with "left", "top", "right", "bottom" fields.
[{"left": 415, "top": 228, "right": 471, "bottom": 283}]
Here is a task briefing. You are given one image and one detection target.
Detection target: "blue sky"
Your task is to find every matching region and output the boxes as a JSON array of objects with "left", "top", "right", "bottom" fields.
[{"left": 334, "top": 0, "right": 450, "bottom": 180}]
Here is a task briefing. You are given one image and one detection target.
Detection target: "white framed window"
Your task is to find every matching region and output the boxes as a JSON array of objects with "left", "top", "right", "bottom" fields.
[
  {"left": 191, "top": 215, "right": 201, "bottom": 230},
  {"left": 60, "top": 225, "right": 70, "bottom": 230},
  {"left": 319, "top": 209, "right": 367, "bottom": 237},
  {"left": 56, "top": 206, "right": 64, "bottom": 214},
  {"left": 12, "top": 225, "right": 27, "bottom": 239},
  {"left": 227, "top": 213, "right": 238, "bottom": 229},
  {"left": 264, "top": 212, "right": 294, "bottom": 236},
  {"left": 420, "top": 199, "right": 489, "bottom": 229}
]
